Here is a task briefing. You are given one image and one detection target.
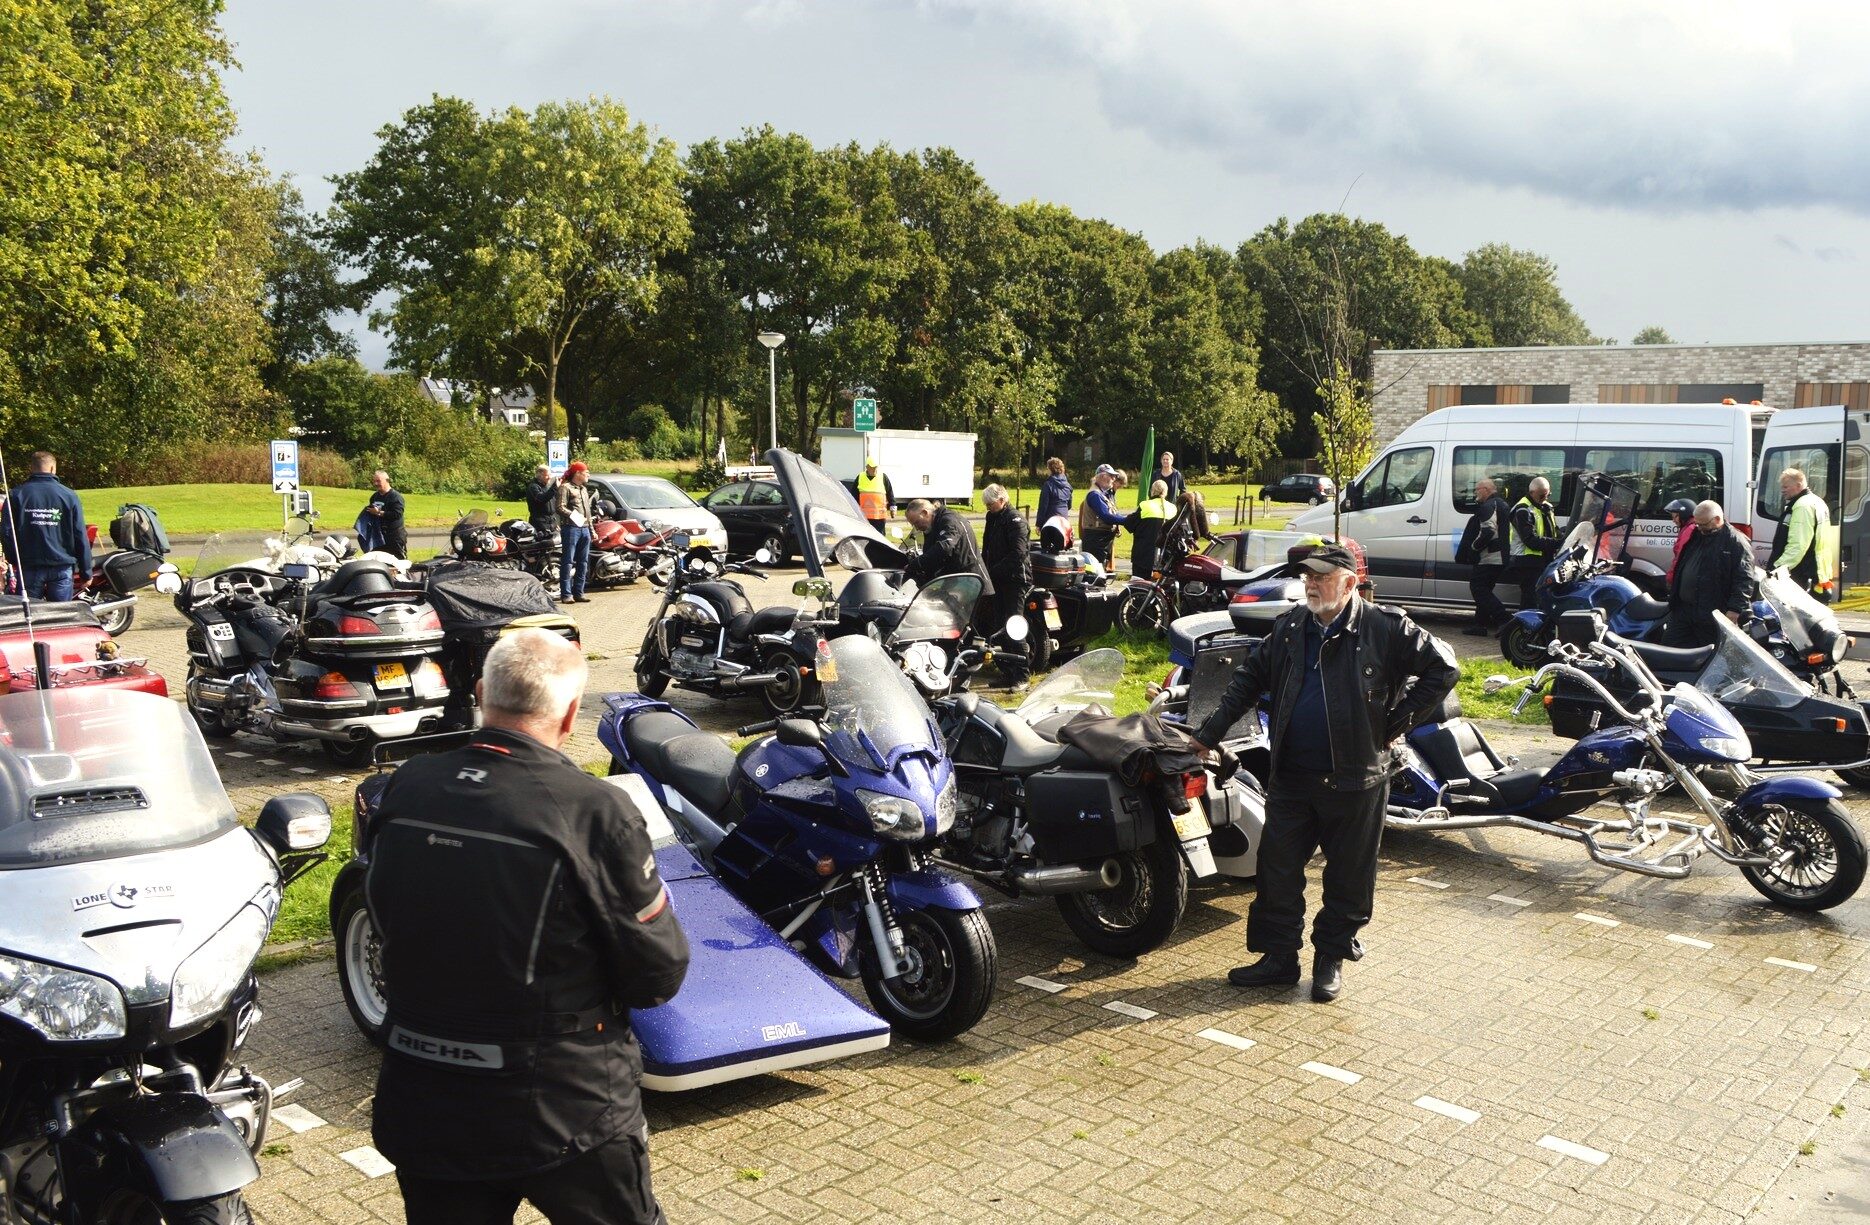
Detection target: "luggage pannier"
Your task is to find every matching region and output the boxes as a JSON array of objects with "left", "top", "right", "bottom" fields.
[{"left": 1021, "top": 770, "right": 1147, "bottom": 861}]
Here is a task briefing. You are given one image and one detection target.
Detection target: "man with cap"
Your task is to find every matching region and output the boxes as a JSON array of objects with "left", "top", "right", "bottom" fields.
[
  {"left": 1077, "top": 464, "right": 1128, "bottom": 568},
  {"left": 856, "top": 457, "right": 895, "bottom": 534},
  {"left": 1190, "top": 541, "right": 1457, "bottom": 1002}
]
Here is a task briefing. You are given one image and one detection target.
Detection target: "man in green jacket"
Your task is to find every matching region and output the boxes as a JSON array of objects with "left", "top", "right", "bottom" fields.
[{"left": 1770, "top": 468, "right": 1834, "bottom": 599}]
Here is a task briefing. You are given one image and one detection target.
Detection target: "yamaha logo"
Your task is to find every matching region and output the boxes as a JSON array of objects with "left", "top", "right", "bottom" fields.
[{"left": 426, "top": 832, "right": 463, "bottom": 847}]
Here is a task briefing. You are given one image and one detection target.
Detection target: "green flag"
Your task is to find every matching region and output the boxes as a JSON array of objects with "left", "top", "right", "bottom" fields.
[{"left": 1137, "top": 426, "right": 1155, "bottom": 509}]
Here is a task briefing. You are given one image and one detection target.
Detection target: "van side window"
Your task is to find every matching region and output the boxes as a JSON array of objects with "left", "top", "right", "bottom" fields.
[
  {"left": 1450, "top": 447, "right": 1566, "bottom": 513},
  {"left": 1584, "top": 448, "right": 1721, "bottom": 518},
  {"left": 1755, "top": 445, "right": 1865, "bottom": 521},
  {"left": 1357, "top": 447, "right": 1433, "bottom": 509}
]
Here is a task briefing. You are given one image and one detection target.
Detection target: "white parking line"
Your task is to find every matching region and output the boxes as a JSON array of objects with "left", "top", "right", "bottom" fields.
[
  {"left": 1299, "top": 1061, "right": 1361, "bottom": 1085},
  {"left": 1406, "top": 876, "right": 1450, "bottom": 889},
  {"left": 290, "top": 767, "right": 315, "bottom": 775},
  {"left": 1196, "top": 1028, "right": 1256, "bottom": 1051},
  {"left": 1103, "top": 1001, "right": 1158, "bottom": 1021},
  {"left": 1487, "top": 893, "right": 1532, "bottom": 908},
  {"left": 338, "top": 1146, "right": 396, "bottom": 1178},
  {"left": 225, "top": 751, "right": 253, "bottom": 759},
  {"left": 270, "top": 1104, "right": 327, "bottom": 1133},
  {"left": 327, "top": 776, "right": 349, "bottom": 783},
  {"left": 1015, "top": 975, "right": 1066, "bottom": 994},
  {"left": 259, "top": 759, "right": 283, "bottom": 767},
  {"left": 1764, "top": 957, "right": 1817, "bottom": 973},
  {"left": 1413, "top": 1096, "right": 1480, "bottom": 1124},
  {"left": 1666, "top": 933, "right": 1714, "bottom": 950},
  {"left": 1574, "top": 913, "right": 1620, "bottom": 928},
  {"left": 1538, "top": 1134, "right": 1609, "bottom": 1165}
]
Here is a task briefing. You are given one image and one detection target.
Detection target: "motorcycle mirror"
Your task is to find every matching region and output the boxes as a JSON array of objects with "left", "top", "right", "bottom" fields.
[
  {"left": 774, "top": 718, "right": 824, "bottom": 750},
  {"left": 1003, "top": 615, "right": 1030, "bottom": 643},
  {"left": 153, "top": 564, "right": 183, "bottom": 595},
  {"left": 1481, "top": 674, "right": 1516, "bottom": 694},
  {"left": 256, "top": 793, "right": 333, "bottom": 855}
]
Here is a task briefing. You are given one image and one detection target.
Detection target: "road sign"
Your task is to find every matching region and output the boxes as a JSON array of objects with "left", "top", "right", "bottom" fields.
[
  {"left": 853, "top": 398, "right": 878, "bottom": 432},
  {"left": 271, "top": 440, "right": 300, "bottom": 493},
  {"left": 547, "top": 439, "right": 569, "bottom": 478}
]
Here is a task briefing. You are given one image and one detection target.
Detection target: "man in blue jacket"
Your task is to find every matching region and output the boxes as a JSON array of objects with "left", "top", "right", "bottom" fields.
[
  {"left": 3, "top": 452, "right": 89, "bottom": 601},
  {"left": 1078, "top": 464, "right": 1128, "bottom": 567}
]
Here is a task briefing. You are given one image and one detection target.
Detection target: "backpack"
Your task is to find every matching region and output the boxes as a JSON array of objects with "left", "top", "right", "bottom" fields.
[{"left": 109, "top": 503, "right": 171, "bottom": 555}]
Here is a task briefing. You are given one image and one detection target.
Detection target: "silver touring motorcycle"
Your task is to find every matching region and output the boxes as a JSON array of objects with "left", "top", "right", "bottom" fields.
[{"left": 0, "top": 687, "right": 331, "bottom": 1224}]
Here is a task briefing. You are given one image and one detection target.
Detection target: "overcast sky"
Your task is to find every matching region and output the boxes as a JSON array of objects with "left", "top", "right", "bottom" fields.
[{"left": 222, "top": 0, "right": 1870, "bottom": 366}]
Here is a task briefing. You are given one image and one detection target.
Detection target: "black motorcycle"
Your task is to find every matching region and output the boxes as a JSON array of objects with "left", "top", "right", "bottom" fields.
[
  {"left": 0, "top": 685, "right": 331, "bottom": 1225},
  {"left": 634, "top": 548, "right": 839, "bottom": 715},
  {"left": 447, "top": 509, "right": 560, "bottom": 588},
  {"left": 1028, "top": 532, "right": 1123, "bottom": 666}
]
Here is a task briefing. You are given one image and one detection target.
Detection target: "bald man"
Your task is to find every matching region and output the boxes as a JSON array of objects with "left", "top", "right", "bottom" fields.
[{"left": 1663, "top": 500, "right": 1753, "bottom": 648}]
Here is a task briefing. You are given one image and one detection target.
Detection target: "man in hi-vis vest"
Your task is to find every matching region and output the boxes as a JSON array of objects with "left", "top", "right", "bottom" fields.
[
  {"left": 857, "top": 457, "right": 895, "bottom": 534},
  {"left": 1507, "top": 476, "right": 1559, "bottom": 611}
]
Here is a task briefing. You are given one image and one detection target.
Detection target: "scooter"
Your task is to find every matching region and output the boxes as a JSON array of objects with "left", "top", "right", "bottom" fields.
[
  {"left": 1396, "top": 609, "right": 1865, "bottom": 911},
  {"left": 0, "top": 685, "right": 332, "bottom": 1224},
  {"left": 601, "top": 633, "right": 998, "bottom": 1041}
]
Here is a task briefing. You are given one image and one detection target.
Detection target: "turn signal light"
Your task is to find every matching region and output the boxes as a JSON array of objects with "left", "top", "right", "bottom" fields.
[
  {"left": 337, "top": 614, "right": 380, "bottom": 635},
  {"left": 1822, "top": 718, "right": 1848, "bottom": 732},
  {"left": 1807, "top": 652, "right": 1828, "bottom": 666},
  {"left": 815, "top": 856, "right": 835, "bottom": 876},
  {"left": 1543, "top": 694, "right": 1553, "bottom": 707}
]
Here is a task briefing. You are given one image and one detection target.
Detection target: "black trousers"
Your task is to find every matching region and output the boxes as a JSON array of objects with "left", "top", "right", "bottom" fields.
[
  {"left": 1469, "top": 564, "right": 1507, "bottom": 628},
  {"left": 383, "top": 526, "right": 408, "bottom": 560},
  {"left": 1661, "top": 607, "right": 1719, "bottom": 648},
  {"left": 1248, "top": 775, "right": 1388, "bottom": 961},
  {"left": 1083, "top": 529, "right": 1116, "bottom": 568},
  {"left": 983, "top": 582, "right": 1028, "bottom": 635},
  {"left": 396, "top": 1133, "right": 664, "bottom": 1225},
  {"left": 1508, "top": 557, "right": 1546, "bottom": 611}
]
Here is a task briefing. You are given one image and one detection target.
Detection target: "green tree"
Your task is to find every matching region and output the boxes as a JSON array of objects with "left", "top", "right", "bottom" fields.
[
  {"left": 1316, "top": 362, "right": 1375, "bottom": 535},
  {"left": 1455, "top": 243, "right": 1597, "bottom": 347},
  {"left": 263, "top": 180, "right": 355, "bottom": 389},
  {"left": 1632, "top": 325, "right": 1676, "bottom": 345}
]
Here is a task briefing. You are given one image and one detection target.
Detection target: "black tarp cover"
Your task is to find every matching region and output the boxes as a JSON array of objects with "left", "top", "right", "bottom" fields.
[{"left": 424, "top": 562, "right": 557, "bottom": 634}]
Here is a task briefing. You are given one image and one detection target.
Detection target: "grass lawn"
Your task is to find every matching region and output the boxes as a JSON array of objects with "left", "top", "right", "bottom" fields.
[{"left": 75, "top": 483, "right": 493, "bottom": 535}]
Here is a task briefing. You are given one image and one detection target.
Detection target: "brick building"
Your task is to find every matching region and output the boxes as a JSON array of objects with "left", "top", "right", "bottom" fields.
[{"left": 1370, "top": 340, "right": 1870, "bottom": 446}]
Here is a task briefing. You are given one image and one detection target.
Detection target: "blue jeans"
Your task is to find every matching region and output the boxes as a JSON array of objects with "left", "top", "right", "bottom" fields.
[
  {"left": 560, "top": 526, "right": 590, "bottom": 598},
  {"left": 21, "top": 566, "right": 75, "bottom": 602}
]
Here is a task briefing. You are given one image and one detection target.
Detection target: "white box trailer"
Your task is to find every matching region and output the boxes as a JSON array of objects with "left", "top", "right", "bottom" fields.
[{"left": 817, "top": 427, "right": 977, "bottom": 503}]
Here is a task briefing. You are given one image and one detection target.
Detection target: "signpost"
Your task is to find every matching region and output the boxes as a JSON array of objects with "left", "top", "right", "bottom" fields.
[
  {"left": 271, "top": 440, "right": 300, "bottom": 493},
  {"left": 547, "top": 439, "right": 570, "bottom": 478},
  {"left": 852, "top": 398, "right": 878, "bottom": 432}
]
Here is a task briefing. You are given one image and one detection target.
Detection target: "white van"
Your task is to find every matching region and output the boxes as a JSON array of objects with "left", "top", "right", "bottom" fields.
[
  {"left": 1750, "top": 405, "right": 1870, "bottom": 582},
  {"left": 1288, "top": 403, "right": 1764, "bottom": 609}
]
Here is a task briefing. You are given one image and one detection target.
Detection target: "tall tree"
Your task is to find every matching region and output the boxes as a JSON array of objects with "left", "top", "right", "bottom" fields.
[
  {"left": 263, "top": 180, "right": 355, "bottom": 389},
  {"left": 1632, "top": 325, "right": 1676, "bottom": 345},
  {"left": 1455, "top": 243, "right": 1597, "bottom": 347}
]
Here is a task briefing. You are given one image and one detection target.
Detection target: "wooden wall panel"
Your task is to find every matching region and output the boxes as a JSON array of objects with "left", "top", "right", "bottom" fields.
[
  {"left": 1597, "top": 384, "right": 1679, "bottom": 403},
  {"left": 1794, "top": 382, "right": 1870, "bottom": 411}
]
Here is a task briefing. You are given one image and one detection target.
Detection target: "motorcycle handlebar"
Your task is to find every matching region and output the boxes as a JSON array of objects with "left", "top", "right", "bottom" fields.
[
  {"left": 736, "top": 718, "right": 778, "bottom": 736},
  {"left": 1532, "top": 650, "right": 1654, "bottom": 728}
]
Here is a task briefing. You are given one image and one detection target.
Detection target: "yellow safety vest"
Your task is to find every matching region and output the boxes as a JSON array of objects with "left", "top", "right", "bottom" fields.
[
  {"left": 1138, "top": 498, "right": 1171, "bottom": 520},
  {"left": 1508, "top": 497, "right": 1554, "bottom": 560},
  {"left": 856, "top": 470, "right": 888, "bottom": 521}
]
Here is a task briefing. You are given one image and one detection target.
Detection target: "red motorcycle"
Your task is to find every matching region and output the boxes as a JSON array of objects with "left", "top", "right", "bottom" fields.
[
  {"left": 586, "top": 515, "right": 672, "bottom": 588},
  {"left": 1117, "top": 499, "right": 1252, "bottom": 634}
]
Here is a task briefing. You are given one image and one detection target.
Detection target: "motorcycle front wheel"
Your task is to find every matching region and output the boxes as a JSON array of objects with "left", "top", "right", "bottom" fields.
[
  {"left": 1732, "top": 797, "right": 1867, "bottom": 911},
  {"left": 332, "top": 880, "right": 388, "bottom": 1044},
  {"left": 1118, "top": 588, "right": 1169, "bottom": 636},
  {"left": 634, "top": 637, "right": 671, "bottom": 699},
  {"left": 1499, "top": 619, "right": 1548, "bottom": 669},
  {"left": 185, "top": 666, "right": 237, "bottom": 739},
  {"left": 859, "top": 906, "right": 997, "bottom": 1043},
  {"left": 98, "top": 1190, "right": 252, "bottom": 1224},
  {"left": 1056, "top": 838, "right": 1188, "bottom": 959}
]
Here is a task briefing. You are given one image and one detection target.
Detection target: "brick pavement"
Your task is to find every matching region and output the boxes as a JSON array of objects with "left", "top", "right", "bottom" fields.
[{"left": 100, "top": 581, "right": 1870, "bottom": 1222}]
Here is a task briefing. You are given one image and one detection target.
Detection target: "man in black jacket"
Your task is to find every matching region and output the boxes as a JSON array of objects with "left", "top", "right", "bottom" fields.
[
  {"left": 525, "top": 465, "right": 560, "bottom": 540},
  {"left": 1664, "top": 500, "right": 1753, "bottom": 648},
  {"left": 979, "top": 484, "right": 1030, "bottom": 635},
  {"left": 904, "top": 497, "right": 995, "bottom": 602},
  {"left": 1191, "top": 543, "right": 1457, "bottom": 1002},
  {"left": 367, "top": 629, "right": 690, "bottom": 1224},
  {"left": 1458, "top": 477, "right": 1510, "bottom": 636},
  {"left": 363, "top": 470, "right": 407, "bottom": 559}
]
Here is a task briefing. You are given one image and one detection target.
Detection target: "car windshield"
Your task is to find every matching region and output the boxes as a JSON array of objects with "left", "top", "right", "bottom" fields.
[
  {"left": 892, "top": 574, "right": 981, "bottom": 644},
  {"left": 1018, "top": 647, "right": 1124, "bottom": 721},
  {"left": 1695, "top": 616, "right": 1809, "bottom": 709},
  {"left": 605, "top": 478, "right": 696, "bottom": 511},
  {"left": 0, "top": 688, "right": 239, "bottom": 868},
  {"left": 821, "top": 635, "right": 938, "bottom": 771}
]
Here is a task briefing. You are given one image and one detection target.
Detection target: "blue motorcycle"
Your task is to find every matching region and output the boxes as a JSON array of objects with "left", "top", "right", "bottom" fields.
[
  {"left": 598, "top": 633, "right": 998, "bottom": 1041},
  {"left": 1395, "top": 610, "right": 1864, "bottom": 911}
]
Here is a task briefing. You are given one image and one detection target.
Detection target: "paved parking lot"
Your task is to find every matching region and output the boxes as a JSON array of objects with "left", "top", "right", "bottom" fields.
[{"left": 109, "top": 582, "right": 1870, "bottom": 1222}]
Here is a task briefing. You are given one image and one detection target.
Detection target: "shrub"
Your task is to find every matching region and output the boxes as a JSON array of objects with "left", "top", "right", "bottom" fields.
[{"left": 110, "top": 442, "right": 353, "bottom": 487}]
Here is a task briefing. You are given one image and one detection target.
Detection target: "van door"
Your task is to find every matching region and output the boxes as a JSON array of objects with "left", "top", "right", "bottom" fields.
[
  {"left": 1757, "top": 405, "right": 1870, "bottom": 591},
  {"left": 1342, "top": 446, "right": 1435, "bottom": 600}
]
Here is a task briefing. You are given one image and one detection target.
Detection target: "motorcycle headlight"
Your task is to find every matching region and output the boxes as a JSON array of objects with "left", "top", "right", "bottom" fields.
[
  {"left": 0, "top": 953, "right": 126, "bottom": 1041},
  {"left": 858, "top": 788, "right": 927, "bottom": 841},
  {"left": 170, "top": 906, "right": 271, "bottom": 1029},
  {"left": 1699, "top": 736, "right": 1751, "bottom": 762},
  {"left": 934, "top": 776, "right": 957, "bottom": 836}
]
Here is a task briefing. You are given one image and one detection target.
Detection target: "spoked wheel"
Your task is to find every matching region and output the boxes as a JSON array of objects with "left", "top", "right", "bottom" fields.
[
  {"left": 1056, "top": 837, "right": 1188, "bottom": 959},
  {"left": 1499, "top": 619, "right": 1548, "bottom": 668},
  {"left": 1118, "top": 588, "right": 1169, "bottom": 636},
  {"left": 99, "top": 1190, "right": 253, "bottom": 1224},
  {"left": 635, "top": 631, "right": 671, "bottom": 698},
  {"left": 1731, "top": 798, "right": 1867, "bottom": 911},
  {"left": 859, "top": 906, "right": 997, "bottom": 1042},
  {"left": 332, "top": 881, "right": 388, "bottom": 1044}
]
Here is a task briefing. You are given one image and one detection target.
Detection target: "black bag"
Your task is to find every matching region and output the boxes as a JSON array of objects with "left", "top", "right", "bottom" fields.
[
  {"left": 1455, "top": 514, "right": 1495, "bottom": 567},
  {"left": 424, "top": 560, "right": 558, "bottom": 636},
  {"left": 109, "top": 503, "right": 170, "bottom": 555}
]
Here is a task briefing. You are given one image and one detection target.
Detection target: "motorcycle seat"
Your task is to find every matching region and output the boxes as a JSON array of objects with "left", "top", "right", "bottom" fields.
[
  {"left": 623, "top": 711, "right": 737, "bottom": 817},
  {"left": 1410, "top": 717, "right": 1543, "bottom": 807},
  {"left": 624, "top": 530, "right": 661, "bottom": 548},
  {"left": 318, "top": 559, "right": 399, "bottom": 599},
  {"left": 978, "top": 702, "right": 1096, "bottom": 774},
  {"left": 1625, "top": 639, "right": 1716, "bottom": 674},
  {"left": 728, "top": 606, "right": 797, "bottom": 641},
  {"left": 1622, "top": 592, "right": 1670, "bottom": 621}
]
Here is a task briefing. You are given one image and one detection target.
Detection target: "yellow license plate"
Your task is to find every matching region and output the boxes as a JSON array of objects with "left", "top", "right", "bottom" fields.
[
  {"left": 374, "top": 662, "right": 409, "bottom": 689},
  {"left": 1043, "top": 609, "right": 1062, "bottom": 630},
  {"left": 1171, "top": 796, "right": 1208, "bottom": 841},
  {"left": 688, "top": 535, "right": 715, "bottom": 550},
  {"left": 816, "top": 655, "right": 838, "bottom": 683}
]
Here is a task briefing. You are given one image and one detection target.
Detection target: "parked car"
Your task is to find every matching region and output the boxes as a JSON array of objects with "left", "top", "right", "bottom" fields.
[
  {"left": 586, "top": 473, "right": 727, "bottom": 551},
  {"left": 703, "top": 477, "right": 799, "bottom": 562},
  {"left": 1262, "top": 473, "right": 1337, "bottom": 505}
]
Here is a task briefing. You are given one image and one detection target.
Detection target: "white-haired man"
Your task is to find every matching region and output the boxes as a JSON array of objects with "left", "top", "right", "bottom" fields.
[{"left": 367, "top": 629, "right": 689, "bottom": 1225}]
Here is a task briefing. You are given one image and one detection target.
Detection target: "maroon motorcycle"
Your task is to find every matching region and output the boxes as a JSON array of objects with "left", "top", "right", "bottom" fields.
[{"left": 1117, "top": 498, "right": 1252, "bottom": 634}]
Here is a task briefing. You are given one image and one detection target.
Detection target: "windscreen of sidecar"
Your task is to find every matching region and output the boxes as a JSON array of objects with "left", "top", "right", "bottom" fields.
[
  {"left": 0, "top": 688, "right": 238, "bottom": 867},
  {"left": 1695, "top": 616, "right": 1808, "bottom": 709},
  {"left": 891, "top": 574, "right": 981, "bottom": 644},
  {"left": 1756, "top": 569, "right": 1833, "bottom": 653},
  {"left": 819, "top": 636, "right": 938, "bottom": 771}
]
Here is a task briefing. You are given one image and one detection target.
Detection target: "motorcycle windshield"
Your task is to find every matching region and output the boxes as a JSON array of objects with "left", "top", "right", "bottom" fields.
[
  {"left": 764, "top": 448, "right": 908, "bottom": 578},
  {"left": 1756, "top": 569, "right": 1835, "bottom": 653},
  {"left": 890, "top": 574, "right": 981, "bottom": 644},
  {"left": 186, "top": 531, "right": 298, "bottom": 597},
  {"left": 821, "top": 636, "right": 938, "bottom": 772},
  {"left": 1017, "top": 647, "right": 1124, "bottom": 721},
  {"left": 0, "top": 688, "right": 238, "bottom": 867},
  {"left": 1695, "top": 616, "right": 1810, "bottom": 709}
]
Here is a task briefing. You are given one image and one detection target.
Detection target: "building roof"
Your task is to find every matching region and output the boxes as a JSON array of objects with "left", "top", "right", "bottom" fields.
[{"left": 1374, "top": 339, "right": 1870, "bottom": 356}]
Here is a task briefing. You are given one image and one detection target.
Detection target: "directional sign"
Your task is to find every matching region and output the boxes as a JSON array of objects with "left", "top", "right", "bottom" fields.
[
  {"left": 271, "top": 440, "right": 300, "bottom": 493},
  {"left": 547, "top": 439, "right": 569, "bottom": 478},
  {"left": 853, "top": 397, "right": 878, "bottom": 432}
]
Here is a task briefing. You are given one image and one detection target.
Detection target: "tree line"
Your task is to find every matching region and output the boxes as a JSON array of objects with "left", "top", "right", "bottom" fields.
[{"left": 3, "top": 2, "right": 1655, "bottom": 490}]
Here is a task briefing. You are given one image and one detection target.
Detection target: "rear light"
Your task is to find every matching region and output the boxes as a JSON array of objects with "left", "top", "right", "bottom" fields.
[
  {"left": 315, "top": 671, "right": 358, "bottom": 700},
  {"left": 1183, "top": 772, "right": 1207, "bottom": 798},
  {"left": 414, "top": 609, "right": 442, "bottom": 632},
  {"left": 1543, "top": 694, "right": 1553, "bottom": 707},
  {"left": 1231, "top": 591, "right": 1261, "bottom": 603},
  {"left": 1732, "top": 521, "right": 1752, "bottom": 539},
  {"left": 337, "top": 614, "right": 380, "bottom": 635}
]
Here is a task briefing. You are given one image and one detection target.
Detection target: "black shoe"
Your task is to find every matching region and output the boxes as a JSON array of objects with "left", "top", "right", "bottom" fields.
[
  {"left": 1226, "top": 953, "right": 1301, "bottom": 988},
  {"left": 1312, "top": 957, "right": 1343, "bottom": 1003},
  {"left": 574, "top": 595, "right": 592, "bottom": 603}
]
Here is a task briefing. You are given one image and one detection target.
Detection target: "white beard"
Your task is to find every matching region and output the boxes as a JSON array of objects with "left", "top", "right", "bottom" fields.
[{"left": 1305, "top": 587, "right": 1351, "bottom": 619}]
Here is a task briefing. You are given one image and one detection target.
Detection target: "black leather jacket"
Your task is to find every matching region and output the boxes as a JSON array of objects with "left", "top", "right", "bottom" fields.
[
  {"left": 1193, "top": 598, "right": 1459, "bottom": 790},
  {"left": 982, "top": 504, "right": 1031, "bottom": 590},
  {"left": 907, "top": 506, "right": 995, "bottom": 598}
]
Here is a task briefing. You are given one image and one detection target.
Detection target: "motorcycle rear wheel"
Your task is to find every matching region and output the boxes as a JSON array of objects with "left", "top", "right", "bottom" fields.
[
  {"left": 321, "top": 737, "right": 375, "bottom": 768},
  {"left": 760, "top": 651, "right": 822, "bottom": 716},
  {"left": 1056, "top": 837, "right": 1188, "bottom": 959},
  {"left": 332, "top": 881, "right": 389, "bottom": 1044},
  {"left": 1499, "top": 620, "right": 1547, "bottom": 668},
  {"left": 859, "top": 906, "right": 997, "bottom": 1043},
  {"left": 96, "top": 601, "right": 136, "bottom": 635},
  {"left": 1733, "top": 797, "right": 1867, "bottom": 911},
  {"left": 99, "top": 1190, "right": 252, "bottom": 1225}
]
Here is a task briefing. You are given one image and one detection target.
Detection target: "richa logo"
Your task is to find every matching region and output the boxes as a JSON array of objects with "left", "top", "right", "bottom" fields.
[{"left": 760, "top": 1021, "right": 807, "bottom": 1042}]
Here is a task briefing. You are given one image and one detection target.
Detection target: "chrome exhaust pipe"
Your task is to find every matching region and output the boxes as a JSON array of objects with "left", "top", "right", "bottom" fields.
[
  {"left": 1009, "top": 859, "right": 1122, "bottom": 895},
  {"left": 722, "top": 670, "right": 783, "bottom": 690}
]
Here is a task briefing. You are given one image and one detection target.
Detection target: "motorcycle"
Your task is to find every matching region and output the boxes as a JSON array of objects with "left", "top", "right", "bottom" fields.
[
  {"left": 633, "top": 548, "right": 839, "bottom": 715},
  {"left": 1117, "top": 497, "right": 1251, "bottom": 634},
  {"left": 0, "top": 685, "right": 332, "bottom": 1224},
  {"left": 583, "top": 505, "right": 667, "bottom": 589},
  {"left": 832, "top": 569, "right": 1031, "bottom": 696},
  {"left": 446, "top": 509, "right": 559, "bottom": 588},
  {"left": 932, "top": 647, "right": 1221, "bottom": 959},
  {"left": 1026, "top": 525, "right": 1123, "bottom": 669},
  {"left": 73, "top": 504, "right": 175, "bottom": 636},
  {"left": 601, "top": 633, "right": 998, "bottom": 1041},
  {"left": 1397, "top": 609, "right": 1865, "bottom": 911},
  {"left": 177, "top": 533, "right": 453, "bottom": 766}
]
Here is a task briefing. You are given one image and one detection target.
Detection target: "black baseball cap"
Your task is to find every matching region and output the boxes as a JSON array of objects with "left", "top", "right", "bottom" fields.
[{"left": 1296, "top": 541, "right": 1358, "bottom": 574}]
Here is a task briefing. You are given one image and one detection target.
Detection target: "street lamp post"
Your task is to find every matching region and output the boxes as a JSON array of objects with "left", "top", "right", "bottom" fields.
[{"left": 757, "top": 331, "right": 786, "bottom": 453}]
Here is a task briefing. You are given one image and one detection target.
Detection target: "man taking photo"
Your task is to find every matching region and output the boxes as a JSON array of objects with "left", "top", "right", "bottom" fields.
[
  {"left": 1191, "top": 542, "right": 1456, "bottom": 1002},
  {"left": 366, "top": 628, "right": 689, "bottom": 1224}
]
